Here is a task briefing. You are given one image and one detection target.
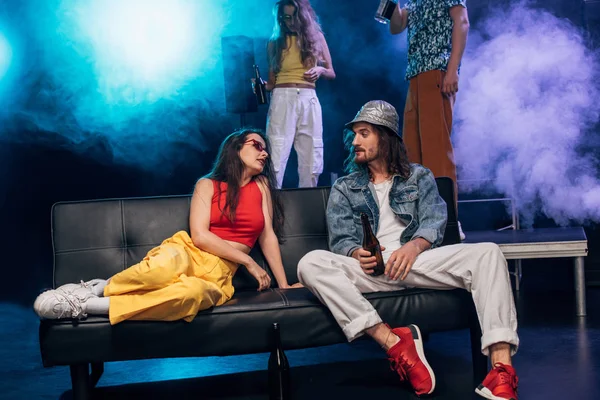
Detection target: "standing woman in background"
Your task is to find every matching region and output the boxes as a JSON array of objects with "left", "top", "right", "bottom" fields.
[{"left": 264, "top": 0, "right": 335, "bottom": 188}]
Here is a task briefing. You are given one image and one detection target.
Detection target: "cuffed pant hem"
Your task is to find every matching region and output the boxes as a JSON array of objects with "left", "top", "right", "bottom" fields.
[
  {"left": 342, "top": 310, "right": 383, "bottom": 342},
  {"left": 481, "top": 328, "right": 519, "bottom": 357}
]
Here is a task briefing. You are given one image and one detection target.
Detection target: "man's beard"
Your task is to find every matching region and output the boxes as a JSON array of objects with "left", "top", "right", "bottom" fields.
[{"left": 354, "top": 149, "right": 378, "bottom": 164}]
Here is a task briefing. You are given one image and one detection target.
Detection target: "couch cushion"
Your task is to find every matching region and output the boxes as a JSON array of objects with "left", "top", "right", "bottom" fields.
[
  {"left": 52, "top": 188, "right": 331, "bottom": 291},
  {"left": 52, "top": 196, "right": 191, "bottom": 287},
  {"left": 276, "top": 187, "right": 330, "bottom": 285},
  {"left": 39, "top": 287, "right": 472, "bottom": 367}
]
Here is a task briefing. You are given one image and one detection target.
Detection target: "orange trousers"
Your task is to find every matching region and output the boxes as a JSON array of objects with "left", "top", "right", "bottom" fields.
[
  {"left": 403, "top": 69, "right": 458, "bottom": 212},
  {"left": 104, "top": 231, "right": 237, "bottom": 325}
]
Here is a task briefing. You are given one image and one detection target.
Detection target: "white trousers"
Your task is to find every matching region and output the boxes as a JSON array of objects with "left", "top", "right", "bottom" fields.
[
  {"left": 297, "top": 243, "right": 519, "bottom": 356},
  {"left": 266, "top": 87, "right": 324, "bottom": 188}
]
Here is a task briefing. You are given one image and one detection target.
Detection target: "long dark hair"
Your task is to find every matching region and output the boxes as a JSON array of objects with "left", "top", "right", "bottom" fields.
[
  {"left": 343, "top": 124, "right": 411, "bottom": 179},
  {"left": 268, "top": 0, "right": 323, "bottom": 75},
  {"left": 203, "top": 128, "right": 285, "bottom": 239}
]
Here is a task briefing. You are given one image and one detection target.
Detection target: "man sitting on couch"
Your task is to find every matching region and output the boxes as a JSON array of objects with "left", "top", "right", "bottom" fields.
[{"left": 297, "top": 100, "right": 519, "bottom": 400}]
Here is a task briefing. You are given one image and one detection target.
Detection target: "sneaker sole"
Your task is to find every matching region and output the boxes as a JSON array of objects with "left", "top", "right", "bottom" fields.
[
  {"left": 408, "top": 324, "right": 436, "bottom": 395},
  {"left": 475, "top": 385, "right": 516, "bottom": 400}
]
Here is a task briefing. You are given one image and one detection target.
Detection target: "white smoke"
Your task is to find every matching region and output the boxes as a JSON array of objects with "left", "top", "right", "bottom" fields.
[{"left": 455, "top": 1, "right": 600, "bottom": 226}]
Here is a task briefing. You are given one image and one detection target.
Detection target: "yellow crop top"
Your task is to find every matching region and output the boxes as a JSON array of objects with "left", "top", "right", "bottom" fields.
[{"left": 275, "top": 35, "right": 315, "bottom": 87}]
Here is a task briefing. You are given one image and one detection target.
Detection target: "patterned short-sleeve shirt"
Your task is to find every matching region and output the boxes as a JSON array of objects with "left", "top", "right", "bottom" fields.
[{"left": 405, "top": 0, "right": 467, "bottom": 80}]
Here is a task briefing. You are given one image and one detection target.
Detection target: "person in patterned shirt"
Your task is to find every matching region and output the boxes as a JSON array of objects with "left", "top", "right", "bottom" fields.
[
  {"left": 390, "top": 4, "right": 519, "bottom": 400},
  {"left": 390, "top": 0, "right": 469, "bottom": 242}
]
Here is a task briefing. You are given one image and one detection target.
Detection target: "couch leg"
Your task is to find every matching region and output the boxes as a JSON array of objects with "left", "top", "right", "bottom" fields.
[
  {"left": 469, "top": 320, "right": 488, "bottom": 386},
  {"left": 90, "top": 362, "right": 104, "bottom": 387},
  {"left": 70, "top": 363, "right": 92, "bottom": 400}
]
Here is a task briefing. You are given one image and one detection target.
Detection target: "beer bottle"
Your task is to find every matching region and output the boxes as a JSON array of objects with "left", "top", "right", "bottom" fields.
[
  {"left": 268, "top": 323, "right": 291, "bottom": 399},
  {"left": 360, "top": 213, "right": 385, "bottom": 276},
  {"left": 253, "top": 65, "right": 268, "bottom": 105}
]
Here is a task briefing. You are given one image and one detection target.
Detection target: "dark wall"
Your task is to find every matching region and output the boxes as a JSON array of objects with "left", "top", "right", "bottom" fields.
[{"left": 1, "top": 0, "right": 599, "bottom": 305}]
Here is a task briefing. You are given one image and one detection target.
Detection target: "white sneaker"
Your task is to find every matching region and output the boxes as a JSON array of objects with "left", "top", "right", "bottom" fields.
[
  {"left": 33, "top": 280, "right": 100, "bottom": 320},
  {"left": 458, "top": 221, "right": 466, "bottom": 241}
]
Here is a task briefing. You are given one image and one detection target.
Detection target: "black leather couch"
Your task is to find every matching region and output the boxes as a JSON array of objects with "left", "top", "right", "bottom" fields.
[{"left": 38, "top": 177, "right": 487, "bottom": 399}]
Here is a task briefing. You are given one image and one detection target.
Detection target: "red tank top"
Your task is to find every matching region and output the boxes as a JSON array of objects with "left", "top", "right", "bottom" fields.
[{"left": 209, "top": 180, "right": 265, "bottom": 248}]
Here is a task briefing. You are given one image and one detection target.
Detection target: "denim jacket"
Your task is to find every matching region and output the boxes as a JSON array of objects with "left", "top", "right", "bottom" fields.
[{"left": 326, "top": 164, "right": 448, "bottom": 257}]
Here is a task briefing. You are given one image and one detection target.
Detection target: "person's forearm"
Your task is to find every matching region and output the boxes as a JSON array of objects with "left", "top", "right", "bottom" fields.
[
  {"left": 390, "top": 6, "right": 407, "bottom": 35},
  {"left": 447, "top": 17, "right": 469, "bottom": 72},
  {"left": 265, "top": 70, "right": 277, "bottom": 91},
  {"left": 409, "top": 237, "right": 432, "bottom": 254},
  {"left": 192, "top": 231, "right": 253, "bottom": 267},
  {"left": 320, "top": 66, "right": 336, "bottom": 80},
  {"left": 259, "top": 232, "right": 289, "bottom": 287}
]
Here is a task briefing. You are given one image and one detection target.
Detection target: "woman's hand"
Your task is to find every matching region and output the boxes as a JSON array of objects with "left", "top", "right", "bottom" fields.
[
  {"left": 250, "top": 78, "right": 267, "bottom": 93},
  {"left": 245, "top": 261, "right": 271, "bottom": 291},
  {"left": 279, "top": 282, "right": 304, "bottom": 289},
  {"left": 303, "top": 67, "right": 323, "bottom": 83}
]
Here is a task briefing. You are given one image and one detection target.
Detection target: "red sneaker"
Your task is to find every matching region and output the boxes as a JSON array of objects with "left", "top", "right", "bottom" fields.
[
  {"left": 475, "top": 362, "right": 519, "bottom": 400},
  {"left": 386, "top": 324, "right": 435, "bottom": 396}
]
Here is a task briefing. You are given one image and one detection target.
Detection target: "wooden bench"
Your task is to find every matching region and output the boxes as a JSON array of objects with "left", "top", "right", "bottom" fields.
[{"left": 463, "top": 227, "right": 588, "bottom": 316}]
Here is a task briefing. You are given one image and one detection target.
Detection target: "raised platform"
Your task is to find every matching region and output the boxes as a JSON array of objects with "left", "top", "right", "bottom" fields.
[
  {"left": 463, "top": 227, "right": 588, "bottom": 316},
  {"left": 463, "top": 227, "right": 588, "bottom": 259}
]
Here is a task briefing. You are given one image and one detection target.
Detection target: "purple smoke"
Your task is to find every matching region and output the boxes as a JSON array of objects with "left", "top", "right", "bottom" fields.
[{"left": 454, "top": 1, "right": 600, "bottom": 226}]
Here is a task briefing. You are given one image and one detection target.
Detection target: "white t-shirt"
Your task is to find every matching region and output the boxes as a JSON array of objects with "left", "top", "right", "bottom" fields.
[{"left": 372, "top": 180, "right": 406, "bottom": 263}]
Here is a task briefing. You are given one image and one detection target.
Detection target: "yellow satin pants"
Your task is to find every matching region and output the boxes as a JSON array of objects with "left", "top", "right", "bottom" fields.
[{"left": 104, "top": 231, "right": 237, "bottom": 325}]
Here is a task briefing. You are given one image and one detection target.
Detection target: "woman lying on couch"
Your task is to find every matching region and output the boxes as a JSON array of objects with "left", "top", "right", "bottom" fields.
[{"left": 34, "top": 128, "right": 302, "bottom": 325}]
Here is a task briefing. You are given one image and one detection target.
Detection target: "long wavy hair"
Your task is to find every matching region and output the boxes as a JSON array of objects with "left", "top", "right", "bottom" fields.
[
  {"left": 203, "top": 128, "right": 285, "bottom": 240},
  {"left": 343, "top": 124, "right": 411, "bottom": 180},
  {"left": 268, "top": 0, "right": 323, "bottom": 75}
]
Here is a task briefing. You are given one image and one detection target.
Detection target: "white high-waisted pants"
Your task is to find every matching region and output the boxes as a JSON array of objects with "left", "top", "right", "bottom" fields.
[
  {"left": 266, "top": 87, "right": 323, "bottom": 188},
  {"left": 297, "top": 243, "right": 519, "bottom": 356}
]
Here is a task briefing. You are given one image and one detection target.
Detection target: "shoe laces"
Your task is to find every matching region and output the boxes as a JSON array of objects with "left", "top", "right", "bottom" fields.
[
  {"left": 493, "top": 363, "right": 519, "bottom": 391},
  {"left": 54, "top": 287, "right": 87, "bottom": 319},
  {"left": 389, "top": 352, "right": 417, "bottom": 382},
  {"left": 60, "top": 281, "right": 95, "bottom": 299}
]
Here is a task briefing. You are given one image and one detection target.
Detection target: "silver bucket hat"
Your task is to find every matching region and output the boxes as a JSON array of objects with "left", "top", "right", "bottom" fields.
[{"left": 344, "top": 100, "right": 401, "bottom": 138}]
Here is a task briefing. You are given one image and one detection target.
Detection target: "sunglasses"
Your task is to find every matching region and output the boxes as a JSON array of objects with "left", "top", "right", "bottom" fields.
[
  {"left": 245, "top": 139, "right": 267, "bottom": 153},
  {"left": 280, "top": 14, "right": 295, "bottom": 21}
]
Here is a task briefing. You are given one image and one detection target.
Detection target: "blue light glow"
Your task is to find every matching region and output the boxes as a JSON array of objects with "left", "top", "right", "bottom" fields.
[
  {"left": 60, "top": 0, "right": 221, "bottom": 104},
  {"left": 0, "top": 32, "right": 11, "bottom": 80},
  {"left": 0, "top": 0, "right": 229, "bottom": 167},
  {"left": 0, "top": 0, "right": 270, "bottom": 169}
]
